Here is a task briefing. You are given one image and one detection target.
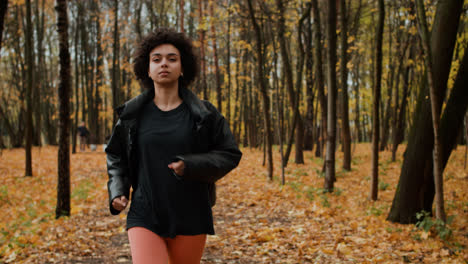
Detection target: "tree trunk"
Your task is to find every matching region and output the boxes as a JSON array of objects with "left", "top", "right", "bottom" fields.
[
  {"left": 111, "top": 0, "right": 120, "bottom": 126},
  {"left": 324, "top": 0, "right": 337, "bottom": 192},
  {"left": 197, "top": 0, "right": 207, "bottom": 99},
  {"left": 24, "top": 0, "right": 34, "bottom": 177},
  {"left": 276, "top": 0, "right": 305, "bottom": 166},
  {"left": 209, "top": 0, "right": 222, "bottom": 112},
  {"left": 33, "top": 0, "right": 45, "bottom": 146},
  {"left": 179, "top": 0, "right": 184, "bottom": 32},
  {"left": 370, "top": 0, "right": 384, "bottom": 201},
  {"left": 415, "top": 0, "right": 446, "bottom": 221},
  {"left": 293, "top": 4, "right": 310, "bottom": 164},
  {"left": 94, "top": 1, "right": 103, "bottom": 143},
  {"left": 56, "top": 0, "right": 71, "bottom": 219},
  {"left": 72, "top": 6, "right": 80, "bottom": 154},
  {"left": 225, "top": 3, "right": 231, "bottom": 124},
  {"left": 0, "top": 0, "right": 8, "bottom": 149},
  {"left": 339, "top": 0, "right": 351, "bottom": 171},
  {"left": 247, "top": 0, "right": 273, "bottom": 180},
  {"left": 387, "top": 0, "right": 463, "bottom": 224},
  {"left": 304, "top": 9, "right": 314, "bottom": 151},
  {"left": 353, "top": 56, "right": 363, "bottom": 142},
  {"left": 311, "top": 0, "right": 327, "bottom": 159}
]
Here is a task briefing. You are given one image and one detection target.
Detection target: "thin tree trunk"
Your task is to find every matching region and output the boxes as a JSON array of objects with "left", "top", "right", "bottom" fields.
[
  {"left": 33, "top": 0, "right": 45, "bottom": 146},
  {"left": 179, "top": 0, "right": 184, "bottom": 32},
  {"left": 56, "top": 0, "right": 71, "bottom": 218},
  {"left": 247, "top": 0, "right": 273, "bottom": 180},
  {"left": 324, "top": 0, "right": 337, "bottom": 192},
  {"left": 311, "top": 0, "right": 327, "bottom": 159},
  {"left": 226, "top": 2, "right": 231, "bottom": 124},
  {"left": 72, "top": 7, "right": 80, "bottom": 154},
  {"left": 209, "top": 0, "right": 221, "bottom": 112},
  {"left": 276, "top": 0, "right": 305, "bottom": 166},
  {"left": 353, "top": 57, "right": 362, "bottom": 142},
  {"left": 197, "top": 0, "right": 207, "bottom": 99},
  {"left": 0, "top": 0, "right": 8, "bottom": 149},
  {"left": 111, "top": 0, "right": 120, "bottom": 126},
  {"left": 24, "top": 0, "right": 34, "bottom": 177},
  {"left": 304, "top": 10, "right": 314, "bottom": 151},
  {"left": 370, "top": 0, "right": 384, "bottom": 201},
  {"left": 339, "top": 0, "right": 351, "bottom": 171}
]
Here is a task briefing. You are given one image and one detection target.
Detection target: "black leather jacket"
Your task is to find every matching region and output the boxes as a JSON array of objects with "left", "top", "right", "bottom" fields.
[{"left": 105, "top": 87, "right": 242, "bottom": 215}]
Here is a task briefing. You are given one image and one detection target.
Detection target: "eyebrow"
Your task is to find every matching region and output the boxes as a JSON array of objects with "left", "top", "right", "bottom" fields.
[{"left": 150, "top": 52, "right": 180, "bottom": 57}]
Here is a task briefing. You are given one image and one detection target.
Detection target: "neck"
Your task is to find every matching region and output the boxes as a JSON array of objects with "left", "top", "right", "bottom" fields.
[{"left": 153, "top": 82, "right": 182, "bottom": 111}]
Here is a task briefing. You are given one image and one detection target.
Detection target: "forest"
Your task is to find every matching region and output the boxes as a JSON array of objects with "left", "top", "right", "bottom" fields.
[{"left": 0, "top": 0, "right": 467, "bottom": 263}]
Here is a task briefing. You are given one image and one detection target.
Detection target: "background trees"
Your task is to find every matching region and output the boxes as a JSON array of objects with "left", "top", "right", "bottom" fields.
[{"left": 0, "top": 0, "right": 466, "bottom": 224}]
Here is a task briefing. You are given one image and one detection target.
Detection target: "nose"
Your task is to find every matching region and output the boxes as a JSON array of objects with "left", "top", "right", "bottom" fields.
[{"left": 161, "top": 58, "right": 168, "bottom": 67}]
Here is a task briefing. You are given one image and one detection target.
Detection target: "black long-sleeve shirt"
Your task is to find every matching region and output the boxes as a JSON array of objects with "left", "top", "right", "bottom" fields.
[{"left": 126, "top": 101, "right": 214, "bottom": 238}]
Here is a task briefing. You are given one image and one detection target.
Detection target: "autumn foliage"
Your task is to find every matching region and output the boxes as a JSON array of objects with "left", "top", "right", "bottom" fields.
[{"left": 0, "top": 145, "right": 466, "bottom": 263}]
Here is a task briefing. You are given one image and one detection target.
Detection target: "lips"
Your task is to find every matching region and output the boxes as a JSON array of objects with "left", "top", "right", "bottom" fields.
[{"left": 159, "top": 71, "right": 170, "bottom": 75}]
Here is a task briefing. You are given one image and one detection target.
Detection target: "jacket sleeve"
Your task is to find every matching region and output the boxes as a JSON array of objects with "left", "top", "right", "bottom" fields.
[
  {"left": 105, "top": 119, "right": 131, "bottom": 215},
  {"left": 175, "top": 104, "right": 242, "bottom": 183}
]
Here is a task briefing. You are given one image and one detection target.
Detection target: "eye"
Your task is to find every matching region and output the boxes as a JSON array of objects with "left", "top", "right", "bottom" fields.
[
  {"left": 169, "top": 58, "right": 177, "bottom": 62},
  {"left": 153, "top": 58, "right": 160, "bottom": 62}
]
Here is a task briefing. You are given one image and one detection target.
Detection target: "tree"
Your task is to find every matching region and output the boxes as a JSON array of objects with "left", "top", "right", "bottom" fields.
[
  {"left": 324, "top": 0, "right": 337, "bottom": 192},
  {"left": 275, "top": 0, "right": 304, "bottom": 166},
  {"left": 179, "top": 0, "right": 184, "bottom": 32},
  {"left": 247, "top": 0, "right": 273, "bottom": 180},
  {"left": 197, "top": 0, "right": 207, "bottom": 99},
  {"left": 209, "top": 0, "right": 222, "bottom": 112},
  {"left": 388, "top": 0, "right": 464, "bottom": 224},
  {"left": 24, "top": 0, "right": 34, "bottom": 177},
  {"left": 370, "top": 0, "right": 384, "bottom": 201},
  {"left": 339, "top": 0, "right": 351, "bottom": 171},
  {"left": 55, "top": 0, "right": 71, "bottom": 218},
  {"left": 415, "top": 0, "right": 445, "bottom": 221},
  {"left": 111, "top": 0, "right": 120, "bottom": 126},
  {"left": 311, "top": 0, "right": 327, "bottom": 159}
]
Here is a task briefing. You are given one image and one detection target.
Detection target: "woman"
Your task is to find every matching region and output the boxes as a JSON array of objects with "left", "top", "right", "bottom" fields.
[{"left": 105, "top": 28, "right": 242, "bottom": 264}]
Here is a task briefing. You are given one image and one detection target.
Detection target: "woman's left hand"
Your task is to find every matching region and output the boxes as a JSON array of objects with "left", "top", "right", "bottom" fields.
[{"left": 168, "top": 160, "right": 185, "bottom": 176}]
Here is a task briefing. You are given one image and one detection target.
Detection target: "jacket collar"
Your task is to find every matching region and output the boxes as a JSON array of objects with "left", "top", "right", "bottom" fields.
[{"left": 116, "top": 86, "right": 211, "bottom": 123}]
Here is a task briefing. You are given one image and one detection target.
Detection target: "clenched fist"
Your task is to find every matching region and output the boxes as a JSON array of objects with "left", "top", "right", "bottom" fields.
[{"left": 112, "top": 196, "right": 128, "bottom": 211}]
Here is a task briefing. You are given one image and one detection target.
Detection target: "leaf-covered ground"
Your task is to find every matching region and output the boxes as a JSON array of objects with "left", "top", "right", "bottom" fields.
[{"left": 0, "top": 144, "right": 467, "bottom": 263}]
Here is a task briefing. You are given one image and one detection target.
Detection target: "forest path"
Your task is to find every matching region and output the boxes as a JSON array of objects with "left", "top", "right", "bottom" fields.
[{"left": 8, "top": 146, "right": 466, "bottom": 263}]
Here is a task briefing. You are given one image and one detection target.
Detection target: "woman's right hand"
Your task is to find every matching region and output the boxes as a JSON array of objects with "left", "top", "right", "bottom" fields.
[{"left": 112, "top": 196, "right": 128, "bottom": 211}]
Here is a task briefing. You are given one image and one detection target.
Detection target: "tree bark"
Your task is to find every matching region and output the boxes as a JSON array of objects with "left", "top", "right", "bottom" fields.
[
  {"left": 209, "top": 0, "right": 222, "bottom": 112},
  {"left": 339, "top": 0, "right": 351, "bottom": 171},
  {"left": 370, "top": 0, "right": 384, "bottom": 201},
  {"left": 387, "top": 0, "right": 463, "bottom": 224},
  {"left": 304, "top": 8, "right": 314, "bottom": 151},
  {"left": 24, "top": 0, "right": 34, "bottom": 177},
  {"left": 56, "top": 0, "right": 71, "bottom": 218},
  {"left": 197, "top": 0, "right": 207, "bottom": 99},
  {"left": 324, "top": 0, "right": 337, "bottom": 192},
  {"left": 111, "top": 0, "right": 120, "bottom": 126},
  {"left": 179, "top": 0, "right": 184, "bottom": 32},
  {"left": 311, "top": 0, "right": 327, "bottom": 159}
]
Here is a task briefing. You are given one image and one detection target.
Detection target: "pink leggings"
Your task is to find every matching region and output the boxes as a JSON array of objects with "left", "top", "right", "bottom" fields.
[{"left": 128, "top": 227, "right": 206, "bottom": 264}]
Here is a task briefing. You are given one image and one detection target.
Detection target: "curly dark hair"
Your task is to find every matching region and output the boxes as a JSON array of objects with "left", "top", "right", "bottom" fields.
[{"left": 133, "top": 28, "right": 199, "bottom": 89}]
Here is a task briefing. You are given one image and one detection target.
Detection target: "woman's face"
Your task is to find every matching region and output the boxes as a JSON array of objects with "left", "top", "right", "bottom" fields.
[{"left": 148, "top": 44, "right": 182, "bottom": 86}]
